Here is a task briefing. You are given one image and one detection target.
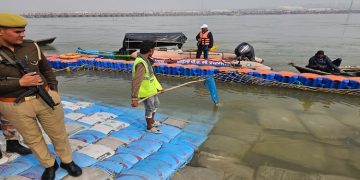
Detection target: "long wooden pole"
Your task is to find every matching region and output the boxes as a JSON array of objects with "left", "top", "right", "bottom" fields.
[{"left": 139, "top": 79, "right": 205, "bottom": 103}]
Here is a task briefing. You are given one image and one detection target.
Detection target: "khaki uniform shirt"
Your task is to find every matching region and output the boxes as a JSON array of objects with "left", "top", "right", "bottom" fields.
[{"left": 0, "top": 40, "right": 57, "bottom": 98}]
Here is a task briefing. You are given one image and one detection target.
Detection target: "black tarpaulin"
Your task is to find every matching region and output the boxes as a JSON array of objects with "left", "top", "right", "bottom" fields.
[{"left": 122, "top": 32, "right": 187, "bottom": 50}]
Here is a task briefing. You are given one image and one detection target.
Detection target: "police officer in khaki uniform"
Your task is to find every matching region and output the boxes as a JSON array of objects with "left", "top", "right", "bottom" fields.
[
  {"left": 0, "top": 116, "right": 32, "bottom": 159},
  {"left": 0, "top": 13, "right": 82, "bottom": 180}
]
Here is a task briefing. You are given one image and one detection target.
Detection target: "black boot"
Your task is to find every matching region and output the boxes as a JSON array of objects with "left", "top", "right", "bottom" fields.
[
  {"left": 60, "top": 161, "right": 82, "bottom": 177},
  {"left": 42, "top": 161, "right": 58, "bottom": 180},
  {"left": 6, "top": 140, "right": 32, "bottom": 155},
  {"left": 146, "top": 118, "right": 153, "bottom": 130},
  {"left": 0, "top": 150, "right": 2, "bottom": 159}
]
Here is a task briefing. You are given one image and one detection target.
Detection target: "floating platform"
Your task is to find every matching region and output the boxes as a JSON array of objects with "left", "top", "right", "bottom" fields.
[
  {"left": 46, "top": 54, "right": 360, "bottom": 96},
  {"left": 0, "top": 96, "right": 215, "bottom": 179}
]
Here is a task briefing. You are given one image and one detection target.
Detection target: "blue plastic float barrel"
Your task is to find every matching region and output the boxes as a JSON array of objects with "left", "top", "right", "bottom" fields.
[
  {"left": 165, "top": 64, "right": 182, "bottom": 75},
  {"left": 341, "top": 79, "right": 360, "bottom": 89},
  {"left": 113, "top": 60, "right": 124, "bottom": 71},
  {"left": 247, "top": 71, "right": 262, "bottom": 78},
  {"left": 276, "top": 71, "right": 298, "bottom": 83},
  {"left": 152, "top": 63, "right": 164, "bottom": 74},
  {"left": 257, "top": 70, "right": 278, "bottom": 81},
  {"left": 124, "top": 61, "right": 133, "bottom": 72},
  {"left": 199, "top": 66, "right": 219, "bottom": 76},
  {"left": 183, "top": 65, "right": 199, "bottom": 76},
  {"left": 190, "top": 67, "right": 201, "bottom": 76},
  {"left": 297, "top": 73, "right": 319, "bottom": 86},
  {"left": 323, "top": 75, "right": 347, "bottom": 89}
]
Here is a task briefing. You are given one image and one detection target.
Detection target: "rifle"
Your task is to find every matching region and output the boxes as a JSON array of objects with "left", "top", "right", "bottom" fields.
[{"left": 0, "top": 50, "right": 56, "bottom": 109}]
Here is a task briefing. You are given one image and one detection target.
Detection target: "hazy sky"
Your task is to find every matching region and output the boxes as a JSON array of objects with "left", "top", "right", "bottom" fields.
[{"left": 0, "top": 0, "right": 357, "bottom": 13}]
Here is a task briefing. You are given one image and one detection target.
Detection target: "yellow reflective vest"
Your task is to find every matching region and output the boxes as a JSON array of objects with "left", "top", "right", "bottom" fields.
[{"left": 132, "top": 57, "right": 163, "bottom": 98}]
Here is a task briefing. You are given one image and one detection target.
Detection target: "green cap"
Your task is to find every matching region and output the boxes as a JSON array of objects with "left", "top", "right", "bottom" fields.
[{"left": 0, "top": 13, "right": 28, "bottom": 28}]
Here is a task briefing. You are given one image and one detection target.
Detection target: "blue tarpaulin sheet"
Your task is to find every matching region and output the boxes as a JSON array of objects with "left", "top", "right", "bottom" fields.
[{"left": 0, "top": 97, "right": 216, "bottom": 179}]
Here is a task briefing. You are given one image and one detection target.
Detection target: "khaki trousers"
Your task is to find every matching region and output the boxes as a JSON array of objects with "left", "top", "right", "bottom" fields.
[{"left": 0, "top": 90, "right": 72, "bottom": 167}]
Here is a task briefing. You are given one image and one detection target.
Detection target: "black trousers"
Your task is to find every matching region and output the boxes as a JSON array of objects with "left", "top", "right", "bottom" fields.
[
  {"left": 324, "top": 58, "right": 342, "bottom": 73},
  {"left": 196, "top": 46, "right": 209, "bottom": 59}
]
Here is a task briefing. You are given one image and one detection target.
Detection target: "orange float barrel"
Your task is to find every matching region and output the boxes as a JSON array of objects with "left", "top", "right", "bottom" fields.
[
  {"left": 218, "top": 67, "right": 234, "bottom": 73},
  {"left": 61, "top": 59, "right": 78, "bottom": 68},
  {"left": 59, "top": 53, "right": 81, "bottom": 60},
  {"left": 237, "top": 68, "right": 255, "bottom": 74},
  {"left": 349, "top": 77, "right": 360, "bottom": 83}
]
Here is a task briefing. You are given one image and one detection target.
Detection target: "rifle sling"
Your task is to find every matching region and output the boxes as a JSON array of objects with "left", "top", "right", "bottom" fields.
[{"left": 0, "top": 50, "right": 17, "bottom": 65}]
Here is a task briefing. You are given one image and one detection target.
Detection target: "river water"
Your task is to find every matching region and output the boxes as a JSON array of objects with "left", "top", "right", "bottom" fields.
[{"left": 26, "top": 14, "right": 360, "bottom": 179}]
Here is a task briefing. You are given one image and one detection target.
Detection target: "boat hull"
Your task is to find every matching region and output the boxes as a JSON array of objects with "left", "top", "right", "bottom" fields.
[
  {"left": 290, "top": 63, "right": 360, "bottom": 77},
  {"left": 35, "top": 37, "right": 56, "bottom": 46}
]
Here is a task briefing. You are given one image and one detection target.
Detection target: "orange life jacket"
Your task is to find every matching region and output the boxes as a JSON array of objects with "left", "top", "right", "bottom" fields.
[{"left": 199, "top": 31, "right": 210, "bottom": 46}]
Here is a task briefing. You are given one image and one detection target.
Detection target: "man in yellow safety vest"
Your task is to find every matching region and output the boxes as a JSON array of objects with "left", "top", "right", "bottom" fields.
[{"left": 131, "top": 41, "right": 164, "bottom": 133}]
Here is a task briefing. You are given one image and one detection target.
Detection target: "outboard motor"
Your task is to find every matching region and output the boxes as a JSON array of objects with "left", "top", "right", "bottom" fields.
[
  {"left": 234, "top": 42, "right": 264, "bottom": 63},
  {"left": 235, "top": 42, "right": 255, "bottom": 61}
]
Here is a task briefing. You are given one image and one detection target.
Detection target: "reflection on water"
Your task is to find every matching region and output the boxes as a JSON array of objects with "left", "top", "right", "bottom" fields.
[
  {"left": 58, "top": 71, "right": 360, "bottom": 179},
  {"left": 201, "top": 82, "right": 360, "bottom": 179}
]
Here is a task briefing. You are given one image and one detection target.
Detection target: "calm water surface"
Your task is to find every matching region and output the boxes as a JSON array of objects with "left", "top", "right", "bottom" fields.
[{"left": 27, "top": 14, "right": 360, "bottom": 178}]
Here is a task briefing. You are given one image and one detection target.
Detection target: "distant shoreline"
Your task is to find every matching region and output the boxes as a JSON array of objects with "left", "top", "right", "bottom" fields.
[{"left": 22, "top": 9, "right": 360, "bottom": 18}]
